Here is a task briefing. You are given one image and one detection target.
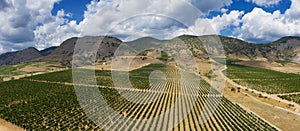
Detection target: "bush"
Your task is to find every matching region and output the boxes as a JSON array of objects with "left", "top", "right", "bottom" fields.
[{"left": 231, "top": 87, "right": 236, "bottom": 92}]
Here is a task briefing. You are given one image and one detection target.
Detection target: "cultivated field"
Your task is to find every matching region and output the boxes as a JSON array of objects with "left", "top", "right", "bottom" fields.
[
  {"left": 226, "top": 64, "right": 300, "bottom": 94},
  {"left": 0, "top": 64, "right": 277, "bottom": 130},
  {"left": 279, "top": 94, "right": 300, "bottom": 105}
]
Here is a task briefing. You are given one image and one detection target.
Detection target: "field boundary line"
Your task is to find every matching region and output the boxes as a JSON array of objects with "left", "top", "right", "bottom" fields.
[{"left": 226, "top": 76, "right": 300, "bottom": 116}]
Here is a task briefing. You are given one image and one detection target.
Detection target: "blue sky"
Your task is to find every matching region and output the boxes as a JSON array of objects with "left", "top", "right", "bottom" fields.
[
  {"left": 51, "top": 0, "right": 91, "bottom": 23},
  {"left": 0, "top": 0, "right": 299, "bottom": 54}
]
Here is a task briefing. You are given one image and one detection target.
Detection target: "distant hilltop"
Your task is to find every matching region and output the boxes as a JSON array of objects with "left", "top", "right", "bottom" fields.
[{"left": 1, "top": 35, "right": 300, "bottom": 66}]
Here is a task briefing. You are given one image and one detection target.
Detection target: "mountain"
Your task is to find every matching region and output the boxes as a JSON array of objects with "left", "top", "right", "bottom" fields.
[
  {"left": 178, "top": 35, "right": 300, "bottom": 62},
  {"left": 40, "top": 46, "right": 57, "bottom": 56},
  {"left": 0, "top": 47, "right": 43, "bottom": 65},
  {"left": 0, "top": 35, "right": 300, "bottom": 66},
  {"left": 40, "top": 36, "right": 122, "bottom": 66}
]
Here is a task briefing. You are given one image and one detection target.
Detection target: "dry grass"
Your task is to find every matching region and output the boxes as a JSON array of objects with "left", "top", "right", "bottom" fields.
[{"left": 224, "top": 83, "right": 300, "bottom": 130}]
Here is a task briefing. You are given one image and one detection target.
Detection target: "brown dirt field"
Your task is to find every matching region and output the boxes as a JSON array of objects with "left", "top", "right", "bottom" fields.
[
  {"left": 195, "top": 59, "right": 212, "bottom": 76},
  {"left": 224, "top": 83, "right": 300, "bottom": 131},
  {"left": 19, "top": 62, "right": 64, "bottom": 73},
  {"left": 2, "top": 62, "right": 67, "bottom": 82},
  {"left": 197, "top": 59, "right": 300, "bottom": 130},
  {"left": 0, "top": 119, "right": 24, "bottom": 131}
]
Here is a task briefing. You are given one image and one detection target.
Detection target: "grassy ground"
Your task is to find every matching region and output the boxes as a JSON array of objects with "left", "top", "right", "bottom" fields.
[
  {"left": 0, "top": 64, "right": 27, "bottom": 77},
  {"left": 226, "top": 64, "right": 300, "bottom": 94},
  {"left": 279, "top": 94, "right": 300, "bottom": 105}
]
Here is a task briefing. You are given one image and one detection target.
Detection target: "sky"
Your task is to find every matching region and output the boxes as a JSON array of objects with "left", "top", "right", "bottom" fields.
[{"left": 0, "top": 0, "right": 299, "bottom": 54}]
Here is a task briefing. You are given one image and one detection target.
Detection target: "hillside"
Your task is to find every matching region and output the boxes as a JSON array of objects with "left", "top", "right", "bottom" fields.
[
  {"left": 0, "top": 35, "right": 300, "bottom": 66},
  {"left": 0, "top": 47, "right": 43, "bottom": 65},
  {"left": 40, "top": 36, "right": 122, "bottom": 66},
  {"left": 178, "top": 35, "right": 300, "bottom": 62}
]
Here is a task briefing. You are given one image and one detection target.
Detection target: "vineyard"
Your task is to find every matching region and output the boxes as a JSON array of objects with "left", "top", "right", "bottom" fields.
[
  {"left": 226, "top": 64, "right": 300, "bottom": 94},
  {"left": 279, "top": 94, "right": 300, "bottom": 105},
  {"left": 0, "top": 64, "right": 277, "bottom": 130}
]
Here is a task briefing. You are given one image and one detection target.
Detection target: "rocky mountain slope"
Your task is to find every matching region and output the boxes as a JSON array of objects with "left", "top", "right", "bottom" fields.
[
  {"left": 0, "top": 35, "right": 300, "bottom": 66},
  {"left": 179, "top": 35, "right": 300, "bottom": 63},
  {"left": 0, "top": 47, "right": 43, "bottom": 65}
]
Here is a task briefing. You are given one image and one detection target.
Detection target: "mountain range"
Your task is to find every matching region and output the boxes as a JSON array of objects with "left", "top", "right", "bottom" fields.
[{"left": 1, "top": 35, "right": 300, "bottom": 66}]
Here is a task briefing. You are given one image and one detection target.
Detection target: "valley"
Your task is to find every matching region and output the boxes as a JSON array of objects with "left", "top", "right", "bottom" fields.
[{"left": 1, "top": 35, "right": 300, "bottom": 130}]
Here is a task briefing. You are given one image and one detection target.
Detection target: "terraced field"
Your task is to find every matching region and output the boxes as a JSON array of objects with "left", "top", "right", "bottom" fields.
[
  {"left": 0, "top": 64, "right": 277, "bottom": 130},
  {"left": 226, "top": 64, "right": 300, "bottom": 94}
]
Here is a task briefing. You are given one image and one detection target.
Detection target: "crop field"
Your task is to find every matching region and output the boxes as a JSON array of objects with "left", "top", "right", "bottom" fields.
[
  {"left": 0, "top": 64, "right": 27, "bottom": 80},
  {"left": 0, "top": 64, "right": 276, "bottom": 130},
  {"left": 226, "top": 64, "right": 300, "bottom": 94},
  {"left": 279, "top": 94, "right": 300, "bottom": 105}
]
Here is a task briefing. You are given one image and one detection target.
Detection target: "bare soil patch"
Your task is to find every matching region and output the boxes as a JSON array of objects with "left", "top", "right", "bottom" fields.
[
  {"left": 0, "top": 119, "right": 24, "bottom": 131},
  {"left": 224, "top": 82, "right": 300, "bottom": 130}
]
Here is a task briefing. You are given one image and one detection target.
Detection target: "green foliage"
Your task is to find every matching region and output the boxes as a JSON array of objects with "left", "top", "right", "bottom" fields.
[
  {"left": 279, "top": 94, "right": 300, "bottom": 104},
  {"left": 137, "top": 49, "right": 154, "bottom": 56},
  {"left": 231, "top": 87, "right": 236, "bottom": 92},
  {"left": 275, "top": 60, "right": 290, "bottom": 65},
  {"left": 0, "top": 80, "right": 101, "bottom": 130},
  {"left": 226, "top": 58, "right": 242, "bottom": 65},
  {"left": 0, "top": 64, "right": 277, "bottom": 130},
  {"left": 24, "top": 70, "right": 73, "bottom": 83},
  {"left": 0, "top": 64, "right": 27, "bottom": 76},
  {"left": 158, "top": 51, "right": 169, "bottom": 61},
  {"left": 212, "top": 58, "right": 242, "bottom": 65},
  {"left": 205, "top": 70, "right": 217, "bottom": 79},
  {"left": 226, "top": 64, "right": 300, "bottom": 94}
]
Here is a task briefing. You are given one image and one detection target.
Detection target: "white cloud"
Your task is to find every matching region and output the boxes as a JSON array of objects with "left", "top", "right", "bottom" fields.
[
  {"left": 0, "top": 44, "right": 4, "bottom": 54},
  {"left": 245, "top": 0, "right": 281, "bottom": 7},
  {"left": 78, "top": 0, "right": 203, "bottom": 37},
  {"left": 0, "top": 0, "right": 234, "bottom": 53},
  {"left": 285, "top": 0, "right": 300, "bottom": 19},
  {"left": 34, "top": 9, "right": 79, "bottom": 50},
  {"left": 234, "top": 0, "right": 300, "bottom": 43},
  {"left": 221, "top": 8, "right": 228, "bottom": 13},
  {"left": 164, "top": 10, "right": 244, "bottom": 39},
  {"left": 76, "top": 0, "right": 233, "bottom": 41},
  {"left": 190, "top": 0, "right": 232, "bottom": 13},
  {"left": 0, "top": 0, "right": 61, "bottom": 52},
  {"left": 8, "top": 0, "right": 300, "bottom": 54},
  {"left": 209, "top": 10, "right": 244, "bottom": 33}
]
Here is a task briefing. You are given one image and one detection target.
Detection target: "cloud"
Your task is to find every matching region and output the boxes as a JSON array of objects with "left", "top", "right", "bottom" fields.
[
  {"left": 78, "top": 0, "right": 202, "bottom": 37},
  {"left": 234, "top": 0, "right": 300, "bottom": 43},
  {"left": 34, "top": 10, "right": 79, "bottom": 50},
  {"left": 221, "top": 8, "right": 228, "bottom": 13},
  {"left": 245, "top": 0, "right": 281, "bottom": 7},
  {"left": 163, "top": 10, "right": 244, "bottom": 39},
  {"left": 1, "top": 0, "right": 234, "bottom": 53},
  {"left": 285, "top": 0, "right": 300, "bottom": 19},
  {"left": 0, "top": 0, "right": 34, "bottom": 43},
  {"left": 190, "top": 0, "right": 232, "bottom": 13},
  {"left": 209, "top": 10, "right": 244, "bottom": 33},
  {"left": 0, "top": 0, "right": 61, "bottom": 52},
  {"left": 0, "top": 0, "right": 11, "bottom": 11},
  {"left": 0, "top": 43, "right": 4, "bottom": 54},
  {"left": 3, "top": 0, "right": 300, "bottom": 55},
  {"left": 76, "top": 0, "right": 235, "bottom": 41}
]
